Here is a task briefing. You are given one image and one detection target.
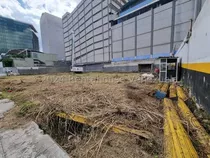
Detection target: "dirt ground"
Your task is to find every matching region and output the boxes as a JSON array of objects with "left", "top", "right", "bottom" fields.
[{"left": 0, "top": 73, "right": 163, "bottom": 158}]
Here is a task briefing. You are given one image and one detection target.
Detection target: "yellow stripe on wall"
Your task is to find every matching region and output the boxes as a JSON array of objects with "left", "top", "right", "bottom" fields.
[{"left": 182, "top": 63, "right": 210, "bottom": 74}]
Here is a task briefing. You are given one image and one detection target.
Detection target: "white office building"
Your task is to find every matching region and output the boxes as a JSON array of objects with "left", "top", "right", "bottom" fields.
[
  {"left": 40, "top": 13, "right": 65, "bottom": 60},
  {"left": 62, "top": 0, "right": 205, "bottom": 72}
]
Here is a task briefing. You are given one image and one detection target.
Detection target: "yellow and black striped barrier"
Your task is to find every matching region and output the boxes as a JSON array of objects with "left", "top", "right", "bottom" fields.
[{"left": 164, "top": 98, "right": 198, "bottom": 158}]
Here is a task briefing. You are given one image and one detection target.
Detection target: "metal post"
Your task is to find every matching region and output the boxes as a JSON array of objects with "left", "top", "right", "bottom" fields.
[
  {"left": 122, "top": 22, "right": 124, "bottom": 58},
  {"left": 176, "top": 58, "right": 178, "bottom": 81},
  {"left": 91, "top": 1, "right": 95, "bottom": 62},
  {"left": 170, "top": 0, "right": 176, "bottom": 53},
  {"left": 102, "top": 2, "right": 104, "bottom": 62},
  {"left": 135, "top": 16, "right": 137, "bottom": 57},
  {"left": 110, "top": 25, "right": 113, "bottom": 60},
  {"left": 150, "top": 8, "right": 154, "bottom": 57},
  {"left": 84, "top": 2, "right": 87, "bottom": 63},
  {"left": 108, "top": 0, "right": 112, "bottom": 61},
  {"left": 71, "top": 31, "right": 75, "bottom": 68}
]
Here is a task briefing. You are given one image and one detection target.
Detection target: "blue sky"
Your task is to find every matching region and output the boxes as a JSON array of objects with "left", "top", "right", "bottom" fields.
[{"left": 0, "top": 0, "right": 81, "bottom": 50}]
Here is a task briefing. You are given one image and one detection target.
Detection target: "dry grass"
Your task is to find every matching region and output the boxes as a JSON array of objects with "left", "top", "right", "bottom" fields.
[{"left": 0, "top": 73, "right": 163, "bottom": 157}]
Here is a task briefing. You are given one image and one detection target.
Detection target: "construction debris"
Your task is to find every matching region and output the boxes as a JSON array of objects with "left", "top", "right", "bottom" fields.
[
  {"left": 141, "top": 73, "right": 155, "bottom": 80},
  {"left": 154, "top": 83, "right": 169, "bottom": 99}
]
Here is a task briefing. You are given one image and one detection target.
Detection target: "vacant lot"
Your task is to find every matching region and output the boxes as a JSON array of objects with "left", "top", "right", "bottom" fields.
[{"left": 0, "top": 73, "right": 163, "bottom": 158}]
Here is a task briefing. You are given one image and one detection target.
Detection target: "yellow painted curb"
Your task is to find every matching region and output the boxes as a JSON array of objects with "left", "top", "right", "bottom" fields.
[
  {"left": 169, "top": 84, "right": 177, "bottom": 99},
  {"left": 161, "top": 83, "right": 169, "bottom": 94},
  {"left": 177, "top": 86, "right": 188, "bottom": 101},
  {"left": 164, "top": 98, "right": 198, "bottom": 158},
  {"left": 56, "top": 112, "right": 153, "bottom": 139},
  {"left": 178, "top": 98, "right": 210, "bottom": 157},
  {"left": 155, "top": 83, "right": 162, "bottom": 91}
]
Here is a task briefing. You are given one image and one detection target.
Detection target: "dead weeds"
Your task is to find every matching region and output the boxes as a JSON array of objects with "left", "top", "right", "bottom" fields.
[{"left": 0, "top": 73, "right": 163, "bottom": 157}]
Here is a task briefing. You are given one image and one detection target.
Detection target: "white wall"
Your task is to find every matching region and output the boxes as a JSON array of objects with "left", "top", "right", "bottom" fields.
[{"left": 176, "top": 0, "right": 210, "bottom": 64}]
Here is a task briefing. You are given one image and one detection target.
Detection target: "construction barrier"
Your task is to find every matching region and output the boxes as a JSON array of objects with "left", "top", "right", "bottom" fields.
[
  {"left": 177, "top": 86, "right": 188, "bottom": 101},
  {"left": 178, "top": 98, "right": 210, "bottom": 157},
  {"left": 169, "top": 84, "right": 177, "bottom": 99},
  {"left": 164, "top": 98, "right": 198, "bottom": 158},
  {"left": 56, "top": 112, "right": 153, "bottom": 139}
]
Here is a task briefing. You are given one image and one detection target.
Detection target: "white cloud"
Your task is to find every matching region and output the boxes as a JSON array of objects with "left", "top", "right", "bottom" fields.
[{"left": 0, "top": 0, "right": 81, "bottom": 51}]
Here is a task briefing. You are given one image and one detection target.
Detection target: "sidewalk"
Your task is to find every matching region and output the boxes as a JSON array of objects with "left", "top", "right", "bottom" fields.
[
  {"left": 0, "top": 99, "right": 14, "bottom": 119},
  {"left": 0, "top": 122, "right": 70, "bottom": 158},
  {"left": 0, "top": 98, "right": 70, "bottom": 158}
]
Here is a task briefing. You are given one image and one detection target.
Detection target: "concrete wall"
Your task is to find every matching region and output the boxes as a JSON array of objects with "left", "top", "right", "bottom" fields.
[
  {"left": 0, "top": 62, "right": 6, "bottom": 76},
  {"left": 34, "top": 52, "right": 58, "bottom": 66},
  {"left": 13, "top": 53, "right": 58, "bottom": 67},
  {"left": 104, "top": 65, "right": 138, "bottom": 72},
  {"left": 112, "top": 0, "right": 195, "bottom": 61},
  {"left": 176, "top": 0, "right": 210, "bottom": 112},
  {"left": 40, "top": 13, "right": 65, "bottom": 60},
  {"left": 3, "top": 67, "right": 19, "bottom": 75},
  {"left": 13, "top": 58, "right": 34, "bottom": 67},
  {"left": 80, "top": 62, "right": 139, "bottom": 72},
  {"left": 0, "top": 67, "right": 69, "bottom": 75},
  {"left": 83, "top": 63, "right": 104, "bottom": 72},
  {"left": 18, "top": 67, "right": 70, "bottom": 75},
  {"left": 62, "top": 0, "right": 111, "bottom": 64}
]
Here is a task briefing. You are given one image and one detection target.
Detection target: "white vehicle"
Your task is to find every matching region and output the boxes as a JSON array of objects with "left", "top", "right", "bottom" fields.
[{"left": 71, "top": 66, "right": 84, "bottom": 73}]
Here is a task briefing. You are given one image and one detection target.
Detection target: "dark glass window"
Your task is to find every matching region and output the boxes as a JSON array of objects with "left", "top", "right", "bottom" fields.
[{"left": 0, "top": 16, "right": 39, "bottom": 54}]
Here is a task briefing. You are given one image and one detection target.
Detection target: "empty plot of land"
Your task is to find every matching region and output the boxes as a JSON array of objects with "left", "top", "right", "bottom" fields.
[{"left": 0, "top": 73, "right": 163, "bottom": 158}]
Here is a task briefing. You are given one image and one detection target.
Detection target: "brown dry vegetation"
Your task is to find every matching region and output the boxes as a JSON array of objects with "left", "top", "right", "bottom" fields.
[{"left": 0, "top": 73, "right": 163, "bottom": 158}]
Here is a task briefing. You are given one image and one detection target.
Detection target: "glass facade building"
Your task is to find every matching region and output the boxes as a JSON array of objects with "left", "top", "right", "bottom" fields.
[{"left": 0, "top": 16, "right": 39, "bottom": 54}]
